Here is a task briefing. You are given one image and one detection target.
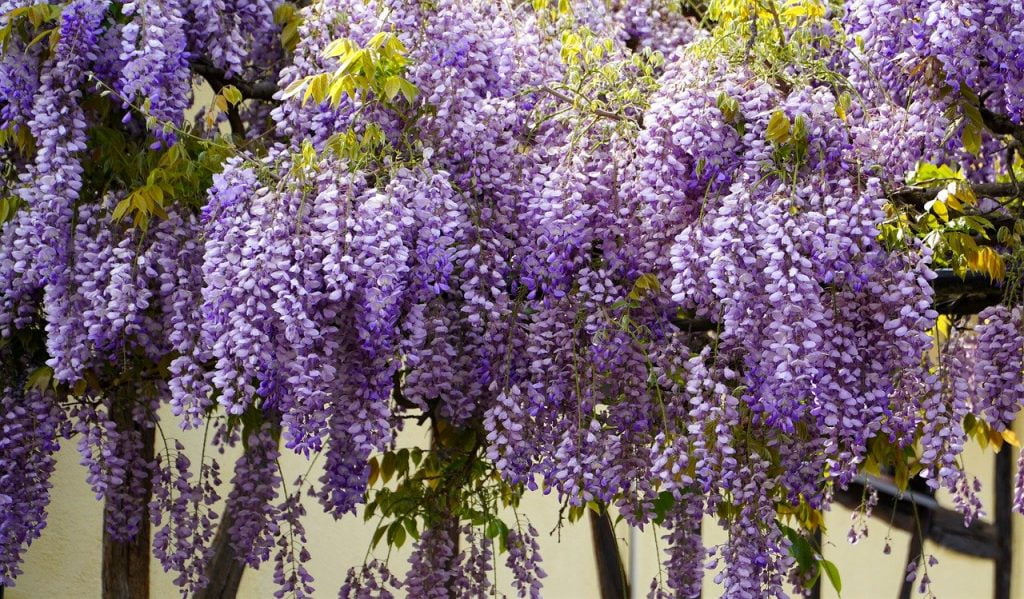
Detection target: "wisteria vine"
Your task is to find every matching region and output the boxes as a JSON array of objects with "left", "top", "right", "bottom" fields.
[{"left": 2, "top": 0, "right": 1024, "bottom": 597}]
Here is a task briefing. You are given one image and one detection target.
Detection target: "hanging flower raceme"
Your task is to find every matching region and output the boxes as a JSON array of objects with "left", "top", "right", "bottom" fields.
[
  {"left": 118, "top": 0, "right": 192, "bottom": 142},
  {"left": 0, "top": 0, "right": 108, "bottom": 335},
  {"left": 0, "top": 385, "right": 62, "bottom": 585}
]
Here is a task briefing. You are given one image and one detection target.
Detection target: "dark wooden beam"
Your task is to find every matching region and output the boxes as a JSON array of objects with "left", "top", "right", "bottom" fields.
[
  {"left": 994, "top": 447, "right": 1013, "bottom": 599},
  {"left": 931, "top": 269, "right": 1005, "bottom": 316},
  {"left": 590, "top": 510, "right": 629, "bottom": 599},
  {"left": 809, "top": 529, "right": 822, "bottom": 599},
  {"left": 834, "top": 475, "right": 999, "bottom": 560}
]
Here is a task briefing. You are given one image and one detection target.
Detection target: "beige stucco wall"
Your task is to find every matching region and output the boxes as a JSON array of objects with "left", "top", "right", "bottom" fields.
[{"left": 7, "top": 413, "right": 1019, "bottom": 599}]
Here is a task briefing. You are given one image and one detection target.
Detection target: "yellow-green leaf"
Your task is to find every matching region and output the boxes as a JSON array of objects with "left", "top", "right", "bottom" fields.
[
  {"left": 112, "top": 198, "right": 132, "bottom": 221},
  {"left": 323, "top": 37, "right": 353, "bottom": 58},
  {"left": 989, "top": 428, "right": 1005, "bottom": 452},
  {"left": 383, "top": 76, "right": 402, "bottom": 101},
  {"left": 766, "top": 110, "right": 792, "bottom": 144},
  {"left": 398, "top": 79, "right": 418, "bottom": 103},
  {"left": 221, "top": 85, "right": 242, "bottom": 106}
]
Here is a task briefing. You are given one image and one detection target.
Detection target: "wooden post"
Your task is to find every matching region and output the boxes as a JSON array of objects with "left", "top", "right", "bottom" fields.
[
  {"left": 898, "top": 477, "right": 935, "bottom": 599},
  {"left": 809, "top": 529, "right": 822, "bottom": 599},
  {"left": 101, "top": 415, "right": 154, "bottom": 599},
  {"left": 994, "top": 447, "right": 1013, "bottom": 599}
]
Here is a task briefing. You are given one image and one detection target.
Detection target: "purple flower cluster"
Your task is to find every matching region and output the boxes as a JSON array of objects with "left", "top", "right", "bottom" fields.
[
  {"left": 226, "top": 424, "right": 282, "bottom": 567},
  {"left": 0, "top": 386, "right": 62, "bottom": 586},
  {"left": 118, "top": 0, "right": 192, "bottom": 142},
  {"left": 404, "top": 520, "right": 463, "bottom": 598},
  {"left": 185, "top": 0, "right": 278, "bottom": 78},
  {"left": 505, "top": 524, "right": 546, "bottom": 598},
  {"left": 0, "top": 0, "right": 108, "bottom": 337},
  {"left": 339, "top": 559, "right": 401, "bottom": 599},
  {"left": 150, "top": 438, "right": 221, "bottom": 594},
  {"left": 72, "top": 396, "right": 157, "bottom": 542},
  {"left": 0, "top": 34, "right": 39, "bottom": 132},
  {"left": 611, "top": 0, "right": 702, "bottom": 56},
  {"left": 845, "top": 0, "right": 1024, "bottom": 180},
  {"left": 272, "top": 493, "right": 315, "bottom": 599},
  {"left": 972, "top": 306, "right": 1024, "bottom": 431}
]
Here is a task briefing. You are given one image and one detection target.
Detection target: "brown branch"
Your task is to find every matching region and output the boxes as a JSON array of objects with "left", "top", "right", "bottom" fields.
[
  {"left": 889, "top": 182, "right": 1022, "bottom": 210},
  {"left": 994, "top": 447, "right": 1013, "bottom": 599},
  {"left": 980, "top": 105, "right": 1024, "bottom": 146},
  {"left": 931, "top": 269, "right": 1005, "bottom": 315},
  {"left": 191, "top": 58, "right": 280, "bottom": 103},
  {"left": 539, "top": 86, "right": 631, "bottom": 123}
]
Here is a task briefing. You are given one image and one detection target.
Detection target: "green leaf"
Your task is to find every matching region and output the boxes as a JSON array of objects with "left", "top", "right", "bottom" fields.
[
  {"left": 894, "top": 459, "right": 909, "bottom": 491},
  {"left": 963, "top": 413, "right": 977, "bottom": 436},
  {"left": 819, "top": 559, "right": 842, "bottom": 594},
  {"left": 792, "top": 114, "right": 809, "bottom": 143},
  {"left": 398, "top": 79, "right": 418, "bottom": 103},
  {"left": 388, "top": 520, "right": 407, "bottom": 548},
  {"left": 628, "top": 273, "right": 661, "bottom": 301},
  {"left": 273, "top": 2, "right": 295, "bottom": 25},
  {"left": 781, "top": 525, "right": 815, "bottom": 573},
  {"left": 652, "top": 491, "right": 675, "bottom": 525},
  {"left": 25, "top": 27, "right": 52, "bottom": 51},
  {"left": 281, "top": 20, "right": 300, "bottom": 52},
  {"left": 962, "top": 120, "right": 982, "bottom": 156},
  {"left": 371, "top": 525, "right": 387, "bottom": 549},
  {"left": 404, "top": 518, "right": 419, "bottom": 540},
  {"left": 381, "top": 452, "right": 396, "bottom": 483},
  {"left": 717, "top": 92, "right": 739, "bottom": 121},
  {"left": 367, "top": 457, "right": 380, "bottom": 486},
  {"left": 396, "top": 448, "right": 410, "bottom": 477},
  {"left": 26, "top": 365, "right": 53, "bottom": 391}
]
